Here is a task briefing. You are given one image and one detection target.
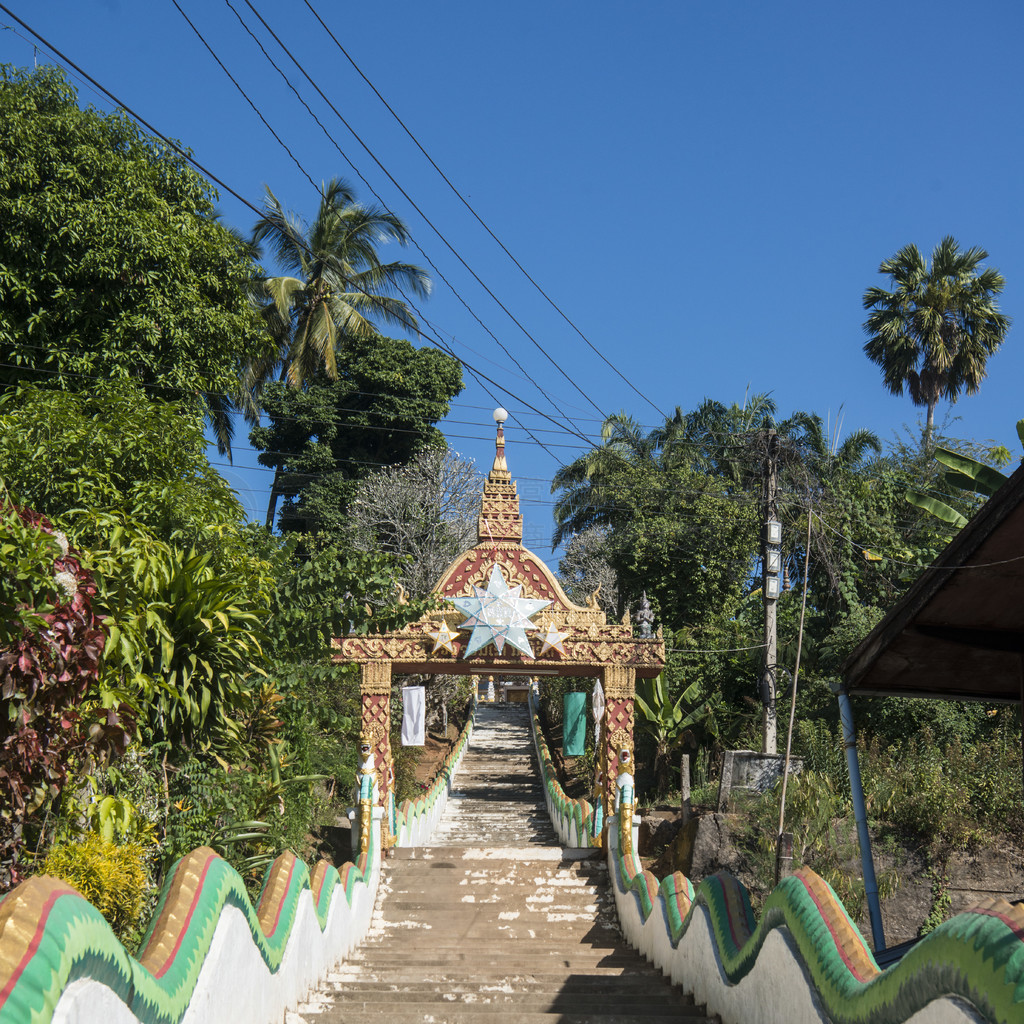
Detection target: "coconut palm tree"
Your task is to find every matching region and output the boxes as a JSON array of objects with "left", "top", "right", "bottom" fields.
[
  {"left": 780, "top": 410, "right": 882, "bottom": 491},
  {"left": 245, "top": 178, "right": 430, "bottom": 396},
  {"left": 862, "top": 237, "right": 1011, "bottom": 443},
  {"left": 551, "top": 412, "right": 661, "bottom": 548}
]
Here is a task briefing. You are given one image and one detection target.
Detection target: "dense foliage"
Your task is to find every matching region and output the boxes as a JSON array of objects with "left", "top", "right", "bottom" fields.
[
  {"left": 251, "top": 336, "right": 463, "bottom": 532},
  {"left": 0, "top": 507, "right": 128, "bottom": 887},
  {"left": 0, "top": 60, "right": 1018, "bottom": 947},
  {"left": 0, "top": 65, "right": 267, "bottom": 450},
  {"left": 552, "top": 395, "right": 1019, "bottom": 872},
  {"left": 0, "top": 62, "right": 452, "bottom": 922}
]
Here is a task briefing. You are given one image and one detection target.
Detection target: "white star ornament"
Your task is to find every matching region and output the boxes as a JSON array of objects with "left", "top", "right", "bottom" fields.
[
  {"left": 538, "top": 622, "right": 570, "bottom": 657},
  {"left": 451, "top": 564, "right": 551, "bottom": 658},
  {"left": 428, "top": 621, "right": 460, "bottom": 655}
]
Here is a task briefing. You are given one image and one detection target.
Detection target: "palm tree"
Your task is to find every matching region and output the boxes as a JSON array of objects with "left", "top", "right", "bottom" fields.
[
  {"left": 245, "top": 178, "right": 431, "bottom": 395},
  {"left": 551, "top": 412, "right": 661, "bottom": 548},
  {"left": 780, "top": 410, "right": 881, "bottom": 490},
  {"left": 862, "top": 237, "right": 1011, "bottom": 442}
]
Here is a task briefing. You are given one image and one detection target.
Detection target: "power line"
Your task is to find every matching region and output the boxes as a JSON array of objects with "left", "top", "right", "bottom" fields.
[
  {"left": 299, "top": 0, "right": 667, "bottom": 421},
  {"left": 805, "top": 505, "right": 1024, "bottom": 573},
  {"left": 170, "top": 0, "right": 322, "bottom": 198},
  {"left": 0, "top": 335, "right": 617, "bottom": 448},
  {"left": 0, "top": 5, "right": 588, "bottom": 466},
  {"left": 230, "top": 0, "right": 612, "bottom": 424},
  {"left": 184, "top": 0, "right": 589, "bottom": 465},
  {"left": 215, "top": 0, "right": 591, "bottom": 433}
]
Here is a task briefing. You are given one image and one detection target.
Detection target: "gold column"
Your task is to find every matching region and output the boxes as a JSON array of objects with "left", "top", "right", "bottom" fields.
[
  {"left": 360, "top": 662, "right": 393, "bottom": 848},
  {"left": 601, "top": 665, "right": 636, "bottom": 822}
]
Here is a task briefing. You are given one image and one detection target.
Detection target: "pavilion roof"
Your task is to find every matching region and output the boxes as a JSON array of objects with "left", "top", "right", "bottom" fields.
[{"left": 843, "top": 461, "right": 1024, "bottom": 703}]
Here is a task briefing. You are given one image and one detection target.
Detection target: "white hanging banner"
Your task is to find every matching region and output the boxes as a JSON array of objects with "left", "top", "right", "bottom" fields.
[
  {"left": 592, "top": 680, "right": 605, "bottom": 747},
  {"left": 401, "top": 685, "right": 426, "bottom": 746}
]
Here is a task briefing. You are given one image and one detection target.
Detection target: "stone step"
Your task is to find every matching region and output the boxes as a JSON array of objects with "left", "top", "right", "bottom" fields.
[
  {"left": 291, "top": 704, "right": 714, "bottom": 1023},
  {"left": 317, "top": 977, "right": 683, "bottom": 994},
  {"left": 323, "top": 979, "right": 687, "bottom": 1000},
  {"left": 318, "top": 996, "right": 702, "bottom": 1015},
  {"left": 344, "top": 956, "right": 653, "bottom": 972},
  {"left": 293, "top": 1009, "right": 710, "bottom": 1023},
  {"left": 328, "top": 967, "right": 667, "bottom": 985},
  {"left": 389, "top": 849, "right": 600, "bottom": 864}
]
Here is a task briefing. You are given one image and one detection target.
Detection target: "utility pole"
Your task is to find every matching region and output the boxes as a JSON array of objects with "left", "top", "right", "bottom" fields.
[{"left": 761, "top": 429, "right": 780, "bottom": 754}]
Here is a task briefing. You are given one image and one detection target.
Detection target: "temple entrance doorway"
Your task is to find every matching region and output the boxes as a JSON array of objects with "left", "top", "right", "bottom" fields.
[{"left": 334, "top": 410, "right": 665, "bottom": 851}]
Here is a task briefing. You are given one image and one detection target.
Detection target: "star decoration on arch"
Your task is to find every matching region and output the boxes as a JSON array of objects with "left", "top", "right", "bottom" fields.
[
  {"left": 538, "top": 621, "right": 570, "bottom": 657},
  {"left": 427, "top": 621, "right": 460, "bottom": 656},
  {"left": 451, "top": 564, "right": 551, "bottom": 658}
]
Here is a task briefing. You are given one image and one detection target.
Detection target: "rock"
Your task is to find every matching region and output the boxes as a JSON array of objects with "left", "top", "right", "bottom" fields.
[
  {"left": 689, "top": 813, "right": 746, "bottom": 878},
  {"left": 638, "top": 814, "right": 682, "bottom": 856}
]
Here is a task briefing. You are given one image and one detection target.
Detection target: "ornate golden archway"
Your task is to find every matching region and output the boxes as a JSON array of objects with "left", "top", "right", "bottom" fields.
[{"left": 333, "top": 412, "right": 665, "bottom": 847}]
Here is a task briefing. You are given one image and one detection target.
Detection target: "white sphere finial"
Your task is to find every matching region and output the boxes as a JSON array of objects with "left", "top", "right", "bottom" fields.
[{"left": 493, "top": 407, "right": 508, "bottom": 425}]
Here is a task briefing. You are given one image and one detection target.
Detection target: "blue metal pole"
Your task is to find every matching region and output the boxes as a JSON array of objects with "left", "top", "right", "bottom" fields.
[{"left": 836, "top": 686, "right": 886, "bottom": 952}]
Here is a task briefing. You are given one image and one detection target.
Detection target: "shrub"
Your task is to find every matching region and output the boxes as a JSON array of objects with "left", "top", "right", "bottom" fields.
[{"left": 42, "top": 833, "right": 151, "bottom": 945}]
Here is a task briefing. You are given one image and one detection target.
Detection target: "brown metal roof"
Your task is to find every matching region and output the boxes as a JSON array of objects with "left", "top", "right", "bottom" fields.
[{"left": 843, "top": 461, "right": 1024, "bottom": 703}]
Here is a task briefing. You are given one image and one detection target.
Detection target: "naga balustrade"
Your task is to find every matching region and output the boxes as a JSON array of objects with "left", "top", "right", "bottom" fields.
[
  {"left": 604, "top": 779, "right": 1024, "bottom": 1024},
  {"left": 0, "top": 710, "right": 474, "bottom": 1024}
]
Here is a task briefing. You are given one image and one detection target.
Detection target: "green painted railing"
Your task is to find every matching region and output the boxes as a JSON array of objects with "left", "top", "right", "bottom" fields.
[
  {"left": 607, "top": 784, "right": 1024, "bottom": 1024},
  {"left": 0, "top": 840, "right": 379, "bottom": 1024},
  {"left": 528, "top": 691, "right": 597, "bottom": 847}
]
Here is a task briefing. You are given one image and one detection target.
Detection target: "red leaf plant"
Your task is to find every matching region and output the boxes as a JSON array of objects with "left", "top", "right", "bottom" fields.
[{"left": 1, "top": 506, "right": 132, "bottom": 890}]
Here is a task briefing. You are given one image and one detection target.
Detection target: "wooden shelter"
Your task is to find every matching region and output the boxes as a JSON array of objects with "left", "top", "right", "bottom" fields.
[
  {"left": 845, "top": 461, "right": 1024, "bottom": 705},
  {"left": 332, "top": 411, "right": 665, "bottom": 849},
  {"left": 841, "top": 460, "right": 1024, "bottom": 954}
]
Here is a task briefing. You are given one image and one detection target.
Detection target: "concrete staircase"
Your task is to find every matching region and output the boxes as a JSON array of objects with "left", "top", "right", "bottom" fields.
[
  {"left": 289, "top": 703, "right": 715, "bottom": 1023},
  {"left": 429, "top": 702, "right": 557, "bottom": 847}
]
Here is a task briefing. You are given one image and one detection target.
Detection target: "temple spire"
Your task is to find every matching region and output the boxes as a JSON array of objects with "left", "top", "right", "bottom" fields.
[
  {"left": 477, "top": 408, "right": 523, "bottom": 544},
  {"left": 490, "top": 406, "right": 511, "bottom": 482}
]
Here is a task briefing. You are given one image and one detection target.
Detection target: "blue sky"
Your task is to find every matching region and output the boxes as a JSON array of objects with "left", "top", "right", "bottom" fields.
[{"left": 3, "top": 1, "right": 1024, "bottom": 555}]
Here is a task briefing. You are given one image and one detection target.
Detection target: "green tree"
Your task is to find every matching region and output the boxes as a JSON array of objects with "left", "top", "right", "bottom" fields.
[
  {"left": 862, "top": 237, "right": 1011, "bottom": 442},
  {"left": 0, "top": 383, "right": 242, "bottom": 544},
  {"left": 551, "top": 410, "right": 758, "bottom": 631},
  {"left": 251, "top": 335, "right": 463, "bottom": 532},
  {"left": 348, "top": 446, "right": 483, "bottom": 599},
  {"left": 634, "top": 674, "right": 718, "bottom": 794},
  {"left": 246, "top": 178, "right": 430, "bottom": 392},
  {"left": 557, "top": 526, "right": 619, "bottom": 615},
  {"left": 0, "top": 383, "right": 275, "bottom": 753},
  {"left": 0, "top": 65, "right": 267, "bottom": 453}
]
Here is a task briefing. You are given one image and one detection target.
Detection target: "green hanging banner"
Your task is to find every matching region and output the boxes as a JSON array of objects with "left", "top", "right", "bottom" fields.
[{"left": 563, "top": 691, "right": 586, "bottom": 757}]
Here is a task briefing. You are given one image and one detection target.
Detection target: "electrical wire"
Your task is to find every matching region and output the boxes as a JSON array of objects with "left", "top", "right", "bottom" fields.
[
  {"left": 298, "top": 0, "right": 667, "bottom": 420},
  {"left": 0, "top": 3, "right": 586, "bottom": 466},
  {"left": 806, "top": 505, "right": 1024, "bottom": 573},
  {"left": 216, "top": 0, "right": 591, "bottom": 433},
  {"left": 7, "top": 341, "right": 769, "bottom": 463},
  {"left": 666, "top": 641, "right": 768, "bottom": 655},
  {"left": 230, "top": 0, "right": 613, "bottom": 423},
  {"left": 170, "top": 0, "right": 322, "bottom": 199}
]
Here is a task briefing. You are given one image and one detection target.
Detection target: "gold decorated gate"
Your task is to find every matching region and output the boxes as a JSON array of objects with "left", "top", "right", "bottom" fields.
[{"left": 333, "top": 411, "right": 665, "bottom": 848}]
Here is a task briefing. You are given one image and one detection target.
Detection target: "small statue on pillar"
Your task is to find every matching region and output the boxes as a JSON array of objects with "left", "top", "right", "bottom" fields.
[
  {"left": 636, "top": 592, "right": 655, "bottom": 639},
  {"left": 356, "top": 732, "right": 378, "bottom": 854},
  {"left": 615, "top": 744, "right": 635, "bottom": 810}
]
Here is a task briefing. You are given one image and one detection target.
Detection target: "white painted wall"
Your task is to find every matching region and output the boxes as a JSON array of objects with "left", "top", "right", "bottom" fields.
[
  {"left": 606, "top": 818, "right": 985, "bottom": 1024},
  {"left": 51, "top": 824, "right": 381, "bottom": 1024}
]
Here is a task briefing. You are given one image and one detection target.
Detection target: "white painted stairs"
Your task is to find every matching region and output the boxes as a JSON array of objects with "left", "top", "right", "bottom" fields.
[{"left": 290, "top": 703, "right": 716, "bottom": 1023}]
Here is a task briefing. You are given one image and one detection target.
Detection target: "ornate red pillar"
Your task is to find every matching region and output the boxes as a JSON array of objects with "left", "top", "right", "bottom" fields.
[
  {"left": 360, "top": 661, "right": 393, "bottom": 846},
  {"left": 601, "top": 664, "right": 635, "bottom": 821}
]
